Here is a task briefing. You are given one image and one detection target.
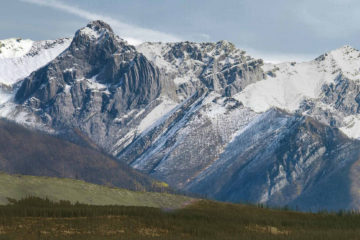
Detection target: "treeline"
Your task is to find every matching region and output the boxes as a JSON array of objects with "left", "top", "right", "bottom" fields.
[
  {"left": 0, "top": 197, "right": 360, "bottom": 239},
  {"left": 1, "top": 196, "right": 360, "bottom": 218},
  {"left": 0, "top": 196, "right": 162, "bottom": 218}
]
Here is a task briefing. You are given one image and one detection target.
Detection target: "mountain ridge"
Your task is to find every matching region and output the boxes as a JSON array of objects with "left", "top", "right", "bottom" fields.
[{"left": 1, "top": 20, "right": 360, "bottom": 210}]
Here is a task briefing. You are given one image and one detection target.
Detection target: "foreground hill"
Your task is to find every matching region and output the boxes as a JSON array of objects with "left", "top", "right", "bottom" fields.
[
  {"left": 0, "top": 119, "right": 169, "bottom": 192},
  {"left": 0, "top": 173, "right": 190, "bottom": 208}
]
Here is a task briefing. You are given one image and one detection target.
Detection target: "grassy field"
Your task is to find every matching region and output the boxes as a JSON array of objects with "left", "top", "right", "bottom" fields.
[
  {"left": 0, "top": 197, "right": 359, "bottom": 239},
  {"left": 0, "top": 173, "right": 191, "bottom": 208}
]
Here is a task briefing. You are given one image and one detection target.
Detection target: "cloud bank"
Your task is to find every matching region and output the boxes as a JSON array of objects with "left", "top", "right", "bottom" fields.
[{"left": 21, "top": 0, "right": 181, "bottom": 45}]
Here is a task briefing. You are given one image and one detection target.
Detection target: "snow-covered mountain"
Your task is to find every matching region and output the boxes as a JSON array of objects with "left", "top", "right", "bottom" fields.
[
  {"left": 0, "top": 38, "right": 71, "bottom": 85},
  {"left": 2, "top": 20, "right": 360, "bottom": 210},
  {"left": 0, "top": 37, "right": 71, "bottom": 127},
  {"left": 235, "top": 45, "right": 360, "bottom": 140}
]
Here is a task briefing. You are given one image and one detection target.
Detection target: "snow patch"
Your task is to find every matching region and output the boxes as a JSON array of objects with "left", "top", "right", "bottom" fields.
[
  {"left": 340, "top": 115, "right": 360, "bottom": 139},
  {"left": 86, "top": 75, "right": 109, "bottom": 93},
  {"left": 80, "top": 27, "right": 101, "bottom": 39},
  {"left": 0, "top": 38, "right": 33, "bottom": 59},
  {"left": 137, "top": 96, "right": 178, "bottom": 133}
]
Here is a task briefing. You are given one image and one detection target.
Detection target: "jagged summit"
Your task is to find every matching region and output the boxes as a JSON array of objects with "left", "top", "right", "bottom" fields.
[
  {"left": 214, "top": 40, "right": 236, "bottom": 52},
  {"left": 87, "top": 20, "right": 114, "bottom": 33},
  {"left": 71, "top": 20, "right": 125, "bottom": 55},
  {"left": 315, "top": 44, "right": 359, "bottom": 62},
  {"left": 74, "top": 20, "right": 117, "bottom": 43},
  {"left": 329, "top": 44, "right": 358, "bottom": 54}
]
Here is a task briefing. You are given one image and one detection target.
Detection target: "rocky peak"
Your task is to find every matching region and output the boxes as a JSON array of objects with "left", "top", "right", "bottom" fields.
[
  {"left": 74, "top": 20, "right": 115, "bottom": 42},
  {"left": 330, "top": 45, "right": 358, "bottom": 56},
  {"left": 70, "top": 20, "right": 134, "bottom": 66},
  {"left": 87, "top": 20, "right": 114, "bottom": 33},
  {"left": 214, "top": 40, "right": 236, "bottom": 54},
  {"left": 315, "top": 45, "right": 359, "bottom": 62},
  {"left": 314, "top": 45, "right": 360, "bottom": 82},
  {"left": 15, "top": 20, "right": 163, "bottom": 113},
  {"left": 162, "top": 40, "right": 243, "bottom": 62}
]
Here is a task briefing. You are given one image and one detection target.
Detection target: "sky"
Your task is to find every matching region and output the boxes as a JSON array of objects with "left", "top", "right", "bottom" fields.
[{"left": 0, "top": 0, "right": 359, "bottom": 63}]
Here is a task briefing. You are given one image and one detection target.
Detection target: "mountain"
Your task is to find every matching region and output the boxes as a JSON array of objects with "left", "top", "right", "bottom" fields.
[
  {"left": 0, "top": 172, "right": 191, "bottom": 208},
  {"left": 2, "top": 20, "right": 360, "bottom": 210}
]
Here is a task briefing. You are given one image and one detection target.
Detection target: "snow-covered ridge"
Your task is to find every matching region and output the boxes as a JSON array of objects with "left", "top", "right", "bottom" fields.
[
  {"left": 138, "top": 41, "right": 360, "bottom": 140},
  {"left": 137, "top": 40, "right": 262, "bottom": 100},
  {"left": 0, "top": 38, "right": 72, "bottom": 85},
  {"left": 0, "top": 38, "right": 33, "bottom": 59},
  {"left": 234, "top": 45, "right": 360, "bottom": 139},
  {"left": 137, "top": 40, "right": 251, "bottom": 82},
  {"left": 235, "top": 46, "right": 360, "bottom": 112}
]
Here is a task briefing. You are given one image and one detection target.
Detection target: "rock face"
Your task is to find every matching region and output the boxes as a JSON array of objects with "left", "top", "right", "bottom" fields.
[
  {"left": 16, "top": 21, "right": 162, "bottom": 108},
  {"left": 4, "top": 20, "right": 360, "bottom": 211},
  {"left": 299, "top": 74, "right": 360, "bottom": 136},
  {"left": 137, "top": 41, "right": 264, "bottom": 100}
]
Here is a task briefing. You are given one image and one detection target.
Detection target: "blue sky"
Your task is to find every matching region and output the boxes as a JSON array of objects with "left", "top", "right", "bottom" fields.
[{"left": 1, "top": 0, "right": 359, "bottom": 62}]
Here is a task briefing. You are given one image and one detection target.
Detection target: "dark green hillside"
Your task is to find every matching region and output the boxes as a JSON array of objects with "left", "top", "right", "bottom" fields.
[{"left": 0, "top": 119, "right": 168, "bottom": 192}]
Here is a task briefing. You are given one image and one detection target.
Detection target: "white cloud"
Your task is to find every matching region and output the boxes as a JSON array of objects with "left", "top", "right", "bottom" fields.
[{"left": 20, "top": 0, "right": 181, "bottom": 45}]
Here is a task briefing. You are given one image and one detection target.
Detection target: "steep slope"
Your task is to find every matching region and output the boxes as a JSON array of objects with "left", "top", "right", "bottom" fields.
[
  {"left": 118, "top": 93, "right": 360, "bottom": 211},
  {"left": 118, "top": 91, "right": 259, "bottom": 189},
  {"left": 186, "top": 109, "right": 360, "bottom": 211},
  {"left": 0, "top": 119, "right": 169, "bottom": 192},
  {"left": 0, "top": 173, "right": 191, "bottom": 208}
]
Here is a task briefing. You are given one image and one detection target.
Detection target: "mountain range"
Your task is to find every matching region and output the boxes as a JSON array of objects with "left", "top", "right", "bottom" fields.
[{"left": 1, "top": 20, "right": 360, "bottom": 211}]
